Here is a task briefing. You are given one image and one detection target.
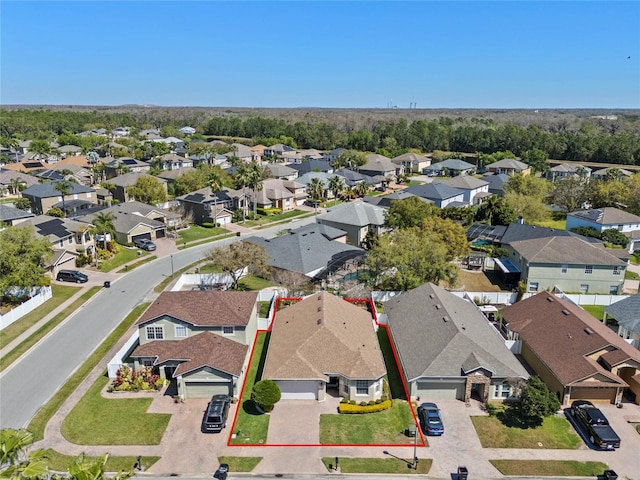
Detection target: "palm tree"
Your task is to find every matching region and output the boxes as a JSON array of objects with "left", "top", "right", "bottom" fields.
[
  {"left": 0, "top": 428, "right": 49, "bottom": 480},
  {"left": 234, "top": 164, "right": 252, "bottom": 223},
  {"left": 354, "top": 180, "right": 369, "bottom": 198},
  {"left": 66, "top": 453, "right": 132, "bottom": 480},
  {"left": 209, "top": 173, "right": 223, "bottom": 225},
  {"left": 328, "top": 175, "right": 345, "bottom": 206},
  {"left": 246, "top": 162, "right": 264, "bottom": 220},
  {"left": 8, "top": 178, "right": 23, "bottom": 195},
  {"left": 93, "top": 212, "right": 116, "bottom": 250},
  {"left": 54, "top": 180, "right": 73, "bottom": 216},
  {"left": 307, "top": 178, "right": 326, "bottom": 215}
]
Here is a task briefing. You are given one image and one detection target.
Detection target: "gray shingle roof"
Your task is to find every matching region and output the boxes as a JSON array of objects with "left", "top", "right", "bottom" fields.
[
  {"left": 485, "top": 158, "right": 529, "bottom": 171},
  {"left": 319, "top": 201, "right": 385, "bottom": 227},
  {"left": 441, "top": 175, "right": 488, "bottom": 190},
  {"left": 405, "top": 182, "right": 465, "bottom": 200},
  {"left": 385, "top": 283, "right": 528, "bottom": 381},
  {"left": 21, "top": 182, "right": 94, "bottom": 198},
  {"left": 427, "top": 159, "right": 475, "bottom": 171},
  {"left": 604, "top": 294, "right": 640, "bottom": 334},
  {"left": 0, "top": 204, "right": 35, "bottom": 222},
  {"left": 568, "top": 207, "right": 640, "bottom": 225},
  {"left": 508, "top": 236, "right": 626, "bottom": 266}
]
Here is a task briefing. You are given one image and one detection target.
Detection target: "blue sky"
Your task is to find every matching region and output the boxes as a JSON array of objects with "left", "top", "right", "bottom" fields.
[{"left": 1, "top": 1, "right": 639, "bottom": 108}]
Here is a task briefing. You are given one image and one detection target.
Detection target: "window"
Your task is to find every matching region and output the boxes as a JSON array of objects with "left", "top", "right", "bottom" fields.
[
  {"left": 175, "top": 325, "right": 187, "bottom": 337},
  {"left": 609, "top": 285, "right": 619, "bottom": 294},
  {"left": 375, "top": 380, "right": 381, "bottom": 393},
  {"left": 494, "top": 383, "right": 511, "bottom": 399},
  {"left": 146, "top": 326, "right": 164, "bottom": 340},
  {"left": 580, "top": 284, "right": 589, "bottom": 294},
  {"left": 617, "top": 224, "right": 623, "bottom": 231},
  {"left": 529, "top": 282, "right": 539, "bottom": 292},
  {"left": 222, "top": 326, "right": 234, "bottom": 335},
  {"left": 356, "top": 380, "right": 369, "bottom": 395},
  {"left": 584, "top": 265, "right": 593, "bottom": 274},
  {"left": 343, "top": 383, "right": 349, "bottom": 395},
  {"left": 612, "top": 266, "right": 620, "bottom": 276},
  {"left": 561, "top": 264, "right": 568, "bottom": 274}
]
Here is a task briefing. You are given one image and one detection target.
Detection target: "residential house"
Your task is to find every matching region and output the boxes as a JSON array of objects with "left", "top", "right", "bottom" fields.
[
  {"left": 245, "top": 223, "right": 363, "bottom": 284},
  {"left": 103, "top": 157, "right": 151, "bottom": 178},
  {"left": 78, "top": 201, "right": 179, "bottom": 244},
  {"left": 157, "top": 167, "right": 196, "bottom": 184},
  {"left": 566, "top": 207, "right": 640, "bottom": 253},
  {"left": 264, "top": 143, "right": 295, "bottom": 158},
  {"left": 591, "top": 167, "right": 634, "bottom": 180},
  {"left": 604, "top": 294, "right": 640, "bottom": 349},
  {"left": 385, "top": 283, "right": 529, "bottom": 403},
  {"left": 263, "top": 291, "right": 387, "bottom": 401},
  {"left": 266, "top": 163, "right": 299, "bottom": 181},
  {"left": 546, "top": 163, "right": 592, "bottom": 181},
  {"left": 107, "top": 172, "right": 168, "bottom": 204},
  {"left": 501, "top": 292, "right": 640, "bottom": 405},
  {"left": 296, "top": 172, "right": 335, "bottom": 200},
  {"left": 179, "top": 126, "right": 196, "bottom": 135},
  {"left": 58, "top": 145, "right": 83, "bottom": 157},
  {"left": 484, "top": 159, "right": 531, "bottom": 176},
  {"left": 177, "top": 186, "right": 243, "bottom": 226},
  {"left": 50, "top": 164, "right": 94, "bottom": 186},
  {"left": 156, "top": 153, "right": 193, "bottom": 171},
  {"left": 404, "top": 182, "right": 466, "bottom": 208},
  {"left": 502, "top": 232, "right": 627, "bottom": 294},
  {"left": 297, "top": 148, "right": 325, "bottom": 160},
  {"left": 391, "top": 152, "right": 431, "bottom": 174},
  {"left": 316, "top": 200, "right": 386, "bottom": 246},
  {"left": 36, "top": 170, "right": 66, "bottom": 182},
  {"left": 0, "top": 168, "right": 39, "bottom": 193},
  {"left": 364, "top": 190, "right": 429, "bottom": 209},
  {"left": 19, "top": 215, "right": 95, "bottom": 273},
  {"left": 21, "top": 182, "right": 97, "bottom": 215},
  {"left": 131, "top": 291, "right": 259, "bottom": 399},
  {"left": 322, "top": 147, "right": 347, "bottom": 162},
  {"left": 441, "top": 176, "right": 490, "bottom": 205},
  {"left": 251, "top": 178, "right": 306, "bottom": 211},
  {"left": 359, "top": 153, "right": 396, "bottom": 178},
  {"left": 0, "top": 204, "right": 35, "bottom": 226},
  {"left": 333, "top": 168, "right": 384, "bottom": 189},
  {"left": 224, "top": 143, "right": 261, "bottom": 163},
  {"left": 480, "top": 173, "right": 511, "bottom": 197},
  {"left": 423, "top": 159, "right": 475, "bottom": 177},
  {"left": 289, "top": 159, "right": 334, "bottom": 175}
]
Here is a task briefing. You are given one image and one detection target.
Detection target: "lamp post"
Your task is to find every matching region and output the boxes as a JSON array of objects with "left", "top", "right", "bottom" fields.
[
  {"left": 408, "top": 423, "right": 418, "bottom": 470},
  {"left": 170, "top": 254, "right": 174, "bottom": 277}
]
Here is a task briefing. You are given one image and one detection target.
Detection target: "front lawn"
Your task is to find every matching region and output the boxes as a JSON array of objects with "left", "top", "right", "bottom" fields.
[
  {"left": 61, "top": 375, "right": 171, "bottom": 445},
  {"left": 43, "top": 449, "right": 160, "bottom": 473},
  {"left": 471, "top": 405, "right": 581, "bottom": 449},
  {"left": 243, "top": 209, "right": 309, "bottom": 227},
  {"left": 230, "top": 332, "right": 270, "bottom": 444},
  {"left": 322, "top": 457, "right": 431, "bottom": 474},
  {"left": 98, "top": 248, "right": 148, "bottom": 272},
  {"left": 490, "top": 460, "right": 608, "bottom": 476},
  {"left": 178, "top": 225, "right": 227, "bottom": 243},
  {"left": 319, "top": 400, "right": 415, "bottom": 444},
  {"left": 217, "top": 456, "right": 262, "bottom": 472}
]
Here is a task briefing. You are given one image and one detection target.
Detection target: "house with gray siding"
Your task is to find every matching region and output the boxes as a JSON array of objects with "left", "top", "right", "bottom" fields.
[{"left": 316, "top": 200, "right": 386, "bottom": 246}]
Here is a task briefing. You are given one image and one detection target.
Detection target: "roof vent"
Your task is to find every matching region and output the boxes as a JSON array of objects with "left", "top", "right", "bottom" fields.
[
  {"left": 317, "top": 295, "right": 322, "bottom": 301},
  {"left": 562, "top": 309, "right": 570, "bottom": 316},
  {"left": 547, "top": 297, "right": 555, "bottom": 302},
  {"left": 435, "top": 304, "right": 441, "bottom": 310},
  {"left": 443, "top": 316, "right": 450, "bottom": 322},
  {"left": 317, "top": 318, "right": 322, "bottom": 325},
  {"left": 317, "top": 306, "right": 322, "bottom": 312},
  {"left": 429, "top": 293, "right": 435, "bottom": 299},
  {"left": 584, "top": 327, "right": 594, "bottom": 335}
]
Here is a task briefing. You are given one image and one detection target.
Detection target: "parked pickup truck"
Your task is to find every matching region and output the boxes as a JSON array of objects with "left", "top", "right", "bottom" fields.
[{"left": 570, "top": 400, "right": 621, "bottom": 450}]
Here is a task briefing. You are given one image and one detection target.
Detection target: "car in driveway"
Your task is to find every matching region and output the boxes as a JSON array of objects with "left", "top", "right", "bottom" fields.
[
  {"left": 569, "top": 400, "right": 620, "bottom": 450},
  {"left": 203, "top": 395, "right": 230, "bottom": 433},
  {"left": 133, "top": 238, "right": 156, "bottom": 251},
  {"left": 56, "top": 269, "right": 88, "bottom": 283},
  {"left": 417, "top": 402, "right": 444, "bottom": 436}
]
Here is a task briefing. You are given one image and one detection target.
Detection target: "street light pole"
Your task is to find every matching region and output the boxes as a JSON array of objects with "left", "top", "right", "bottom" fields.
[
  {"left": 413, "top": 426, "right": 418, "bottom": 469},
  {"left": 170, "top": 254, "right": 174, "bottom": 277}
]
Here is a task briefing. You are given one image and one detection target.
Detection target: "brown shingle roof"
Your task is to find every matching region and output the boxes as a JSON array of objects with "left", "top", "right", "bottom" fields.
[
  {"left": 131, "top": 331, "right": 248, "bottom": 376},
  {"left": 263, "top": 292, "right": 386, "bottom": 381},
  {"left": 136, "top": 291, "right": 258, "bottom": 327},
  {"left": 501, "top": 292, "right": 640, "bottom": 386}
]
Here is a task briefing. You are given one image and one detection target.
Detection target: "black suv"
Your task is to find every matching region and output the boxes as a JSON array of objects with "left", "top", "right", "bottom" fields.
[
  {"left": 203, "top": 395, "right": 230, "bottom": 433},
  {"left": 56, "top": 269, "right": 88, "bottom": 283}
]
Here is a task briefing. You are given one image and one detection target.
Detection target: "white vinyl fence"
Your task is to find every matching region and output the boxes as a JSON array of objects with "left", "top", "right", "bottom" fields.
[{"left": 0, "top": 286, "right": 52, "bottom": 330}]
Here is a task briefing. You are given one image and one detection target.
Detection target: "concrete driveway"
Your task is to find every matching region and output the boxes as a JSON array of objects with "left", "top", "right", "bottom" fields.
[{"left": 267, "top": 397, "right": 341, "bottom": 445}]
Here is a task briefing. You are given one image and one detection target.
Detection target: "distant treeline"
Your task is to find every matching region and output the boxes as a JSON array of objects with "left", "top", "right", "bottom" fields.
[{"left": 1, "top": 108, "right": 639, "bottom": 165}]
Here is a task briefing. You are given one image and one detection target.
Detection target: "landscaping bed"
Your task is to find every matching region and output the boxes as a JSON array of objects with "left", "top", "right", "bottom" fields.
[
  {"left": 322, "top": 457, "right": 431, "bottom": 474},
  {"left": 217, "top": 456, "right": 262, "bottom": 472},
  {"left": 490, "top": 459, "right": 608, "bottom": 476}
]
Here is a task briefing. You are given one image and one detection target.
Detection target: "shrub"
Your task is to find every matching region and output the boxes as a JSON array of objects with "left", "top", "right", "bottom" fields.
[
  {"left": 251, "top": 379, "right": 281, "bottom": 411},
  {"left": 368, "top": 400, "right": 375, "bottom": 406},
  {"left": 338, "top": 399, "right": 392, "bottom": 414},
  {"left": 360, "top": 401, "right": 367, "bottom": 406},
  {"left": 201, "top": 222, "right": 215, "bottom": 228},
  {"left": 349, "top": 400, "right": 356, "bottom": 405},
  {"left": 340, "top": 397, "right": 348, "bottom": 404}
]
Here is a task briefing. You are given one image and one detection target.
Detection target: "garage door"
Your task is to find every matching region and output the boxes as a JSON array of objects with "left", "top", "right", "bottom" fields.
[
  {"left": 416, "top": 381, "right": 465, "bottom": 400},
  {"left": 131, "top": 233, "right": 151, "bottom": 242},
  {"left": 184, "top": 381, "right": 231, "bottom": 399},
  {"left": 155, "top": 229, "right": 166, "bottom": 238},
  {"left": 570, "top": 387, "right": 616, "bottom": 403},
  {"left": 276, "top": 380, "right": 318, "bottom": 400}
]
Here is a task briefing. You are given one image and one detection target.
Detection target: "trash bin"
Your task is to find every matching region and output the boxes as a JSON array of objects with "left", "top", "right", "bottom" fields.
[
  {"left": 103, "top": 281, "right": 111, "bottom": 288},
  {"left": 236, "top": 232, "right": 241, "bottom": 237},
  {"left": 213, "top": 463, "right": 229, "bottom": 480},
  {"left": 457, "top": 466, "right": 469, "bottom": 480},
  {"left": 604, "top": 470, "right": 618, "bottom": 480}
]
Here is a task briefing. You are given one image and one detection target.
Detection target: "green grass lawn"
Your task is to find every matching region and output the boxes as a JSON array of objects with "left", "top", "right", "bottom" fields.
[
  {"left": 61, "top": 375, "right": 171, "bottom": 445},
  {"left": 98, "top": 248, "right": 148, "bottom": 272},
  {"left": 626, "top": 269, "right": 640, "bottom": 280},
  {"left": 533, "top": 216, "right": 566, "bottom": 230},
  {"left": 230, "top": 332, "right": 270, "bottom": 444},
  {"left": 257, "top": 301, "right": 271, "bottom": 317},
  {"left": 43, "top": 449, "right": 160, "bottom": 473},
  {"left": 581, "top": 305, "right": 605, "bottom": 320},
  {"left": 377, "top": 328, "right": 406, "bottom": 399},
  {"left": 490, "top": 460, "right": 608, "bottom": 476},
  {"left": 198, "top": 263, "right": 222, "bottom": 274},
  {"left": 319, "top": 400, "right": 414, "bottom": 444},
  {"left": 116, "top": 255, "right": 156, "bottom": 273},
  {"left": 0, "top": 284, "right": 79, "bottom": 349},
  {"left": 471, "top": 406, "right": 581, "bottom": 449},
  {"left": 237, "top": 276, "right": 275, "bottom": 291},
  {"left": 243, "top": 209, "right": 309, "bottom": 227},
  {"left": 631, "top": 253, "right": 640, "bottom": 266},
  {"left": 29, "top": 302, "right": 151, "bottom": 442},
  {"left": 217, "top": 457, "right": 262, "bottom": 472},
  {"left": 178, "top": 225, "right": 228, "bottom": 243},
  {"left": 322, "top": 457, "right": 431, "bottom": 474},
  {"left": 0, "top": 286, "right": 101, "bottom": 372}
]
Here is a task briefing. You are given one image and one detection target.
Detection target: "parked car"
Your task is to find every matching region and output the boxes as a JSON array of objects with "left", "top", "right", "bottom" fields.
[
  {"left": 417, "top": 402, "right": 444, "bottom": 436},
  {"left": 570, "top": 400, "right": 621, "bottom": 450},
  {"left": 203, "top": 395, "right": 230, "bottom": 433},
  {"left": 56, "top": 269, "right": 88, "bottom": 283},
  {"left": 133, "top": 238, "right": 156, "bottom": 251},
  {"left": 213, "top": 463, "right": 229, "bottom": 480}
]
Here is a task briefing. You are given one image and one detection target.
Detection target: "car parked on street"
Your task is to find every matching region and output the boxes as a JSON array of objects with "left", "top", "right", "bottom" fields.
[
  {"left": 203, "top": 395, "right": 230, "bottom": 433},
  {"left": 570, "top": 400, "right": 621, "bottom": 450},
  {"left": 133, "top": 238, "right": 156, "bottom": 251},
  {"left": 417, "top": 402, "right": 444, "bottom": 436},
  {"left": 56, "top": 269, "right": 89, "bottom": 283}
]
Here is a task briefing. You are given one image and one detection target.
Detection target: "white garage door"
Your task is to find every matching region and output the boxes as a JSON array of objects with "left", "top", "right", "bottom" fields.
[
  {"left": 184, "top": 381, "right": 231, "bottom": 399},
  {"left": 276, "top": 380, "right": 318, "bottom": 400},
  {"left": 416, "top": 381, "right": 465, "bottom": 400}
]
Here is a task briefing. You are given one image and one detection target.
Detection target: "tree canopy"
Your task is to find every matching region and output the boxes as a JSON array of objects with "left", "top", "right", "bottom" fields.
[
  {"left": 251, "top": 379, "right": 281, "bottom": 412},
  {"left": 126, "top": 176, "right": 168, "bottom": 205},
  {"left": 206, "top": 241, "right": 270, "bottom": 290},
  {"left": 384, "top": 196, "right": 438, "bottom": 229},
  {"left": 0, "top": 227, "right": 52, "bottom": 294},
  {"left": 520, "top": 376, "right": 561, "bottom": 420}
]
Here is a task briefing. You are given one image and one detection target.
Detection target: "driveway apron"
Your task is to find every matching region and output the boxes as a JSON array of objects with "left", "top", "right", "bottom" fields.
[{"left": 267, "top": 397, "right": 341, "bottom": 444}]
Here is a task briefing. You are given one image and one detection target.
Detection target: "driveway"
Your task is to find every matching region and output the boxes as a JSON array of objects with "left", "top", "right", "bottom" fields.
[{"left": 267, "top": 397, "right": 341, "bottom": 445}]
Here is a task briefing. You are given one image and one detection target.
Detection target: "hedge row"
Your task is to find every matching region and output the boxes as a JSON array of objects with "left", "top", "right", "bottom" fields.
[{"left": 338, "top": 399, "right": 392, "bottom": 414}]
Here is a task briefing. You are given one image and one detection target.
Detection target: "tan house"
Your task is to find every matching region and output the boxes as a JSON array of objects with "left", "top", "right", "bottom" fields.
[
  {"left": 263, "top": 292, "right": 387, "bottom": 401},
  {"left": 20, "top": 182, "right": 97, "bottom": 215},
  {"left": 131, "top": 291, "right": 259, "bottom": 399},
  {"left": 501, "top": 292, "right": 640, "bottom": 405}
]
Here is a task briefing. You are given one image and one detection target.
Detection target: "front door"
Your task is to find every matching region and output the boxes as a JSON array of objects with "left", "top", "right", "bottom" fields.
[{"left": 164, "top": 365, "right": 177, "bottom": 380}]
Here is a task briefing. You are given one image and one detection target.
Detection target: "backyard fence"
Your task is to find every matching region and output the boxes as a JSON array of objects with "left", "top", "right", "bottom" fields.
[{"left": 0, "top": 286, "right": 52, "bottom": 331}]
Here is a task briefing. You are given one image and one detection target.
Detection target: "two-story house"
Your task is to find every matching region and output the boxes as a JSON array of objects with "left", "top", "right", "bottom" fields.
[
  {"left": 484, "top": 159, "right": 531, "bottom": 176},
  {"left": 20, "top": 182, "right": 97, "bottom": 215},
  {"left": 566, "top": 207, "right": 640, "bottom": 253},
  {"left": 130, "top": 291, "right": 259, "bottom": 399},
  {"left": 316, "top": 200, "right": 385, "bottom": 246},
  {"left": 391, "top": 152, "right": 431, "bottom": 174},
  {"left": 441, "top": 176, "right": 490, "bottom": 205}
]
